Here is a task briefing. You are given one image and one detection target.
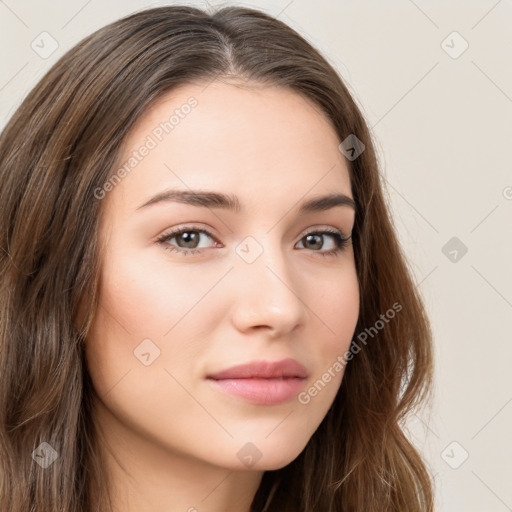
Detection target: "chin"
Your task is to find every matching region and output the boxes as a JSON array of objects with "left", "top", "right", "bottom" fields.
[{"left": 232, "top": 439, "right": 308, "bottom": 472}]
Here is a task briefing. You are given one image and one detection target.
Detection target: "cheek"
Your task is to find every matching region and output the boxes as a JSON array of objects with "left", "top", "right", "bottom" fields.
[
  {"left": 316, "top": 263, "right": 360, "bottom": 349},
  {"left": 304, "top": 265, "right": 359, "bottom": 400},
  {"left": 85, "top": 246, "right": 227, "bottom": 393},
  {"left": 97, "top": 244, "right": 225, "bottom": 336}
]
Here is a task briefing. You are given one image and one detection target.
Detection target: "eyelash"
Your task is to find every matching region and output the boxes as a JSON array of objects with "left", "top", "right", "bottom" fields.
[{"left": 155, "top": 225, "right": 351, "bottom": 258}]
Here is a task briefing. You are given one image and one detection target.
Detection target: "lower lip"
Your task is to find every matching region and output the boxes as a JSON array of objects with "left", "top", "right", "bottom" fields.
[{"left": 206, "top": 377, "right": 306, "bottom": 405}]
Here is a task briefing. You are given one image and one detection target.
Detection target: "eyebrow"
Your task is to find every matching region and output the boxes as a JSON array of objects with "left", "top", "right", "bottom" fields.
[{"left": 136, "top": 189, "right": 356, "bottom": 214}]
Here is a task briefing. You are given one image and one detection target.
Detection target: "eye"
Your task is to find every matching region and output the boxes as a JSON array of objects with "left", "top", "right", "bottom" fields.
[
  {"left": 156, "top": 225, "right": 220, "bottom": 256},
  {"left": 156, "top": 225, "right": 351, "bottom": 257},
  {"left": 295, "top": 228, "right": 351, "bottom": 258}
]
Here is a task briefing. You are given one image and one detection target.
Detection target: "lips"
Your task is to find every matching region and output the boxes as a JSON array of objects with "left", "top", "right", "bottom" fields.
[
  {"left": 206, "top": 358, "right": 308, "bottom": 405},
  {"left": 206, "top": 358, "right": 308, "bottom": 380}
]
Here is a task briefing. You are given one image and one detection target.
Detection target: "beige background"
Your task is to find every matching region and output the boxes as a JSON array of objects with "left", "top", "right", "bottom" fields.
[{"left": 1, "top": 1, "right": 511, "bottom": 510}]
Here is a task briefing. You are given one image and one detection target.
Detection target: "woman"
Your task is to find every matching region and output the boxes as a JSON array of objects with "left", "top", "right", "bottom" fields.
[{"left": 0, "top": 5, "right": 434, "bottom": 511}]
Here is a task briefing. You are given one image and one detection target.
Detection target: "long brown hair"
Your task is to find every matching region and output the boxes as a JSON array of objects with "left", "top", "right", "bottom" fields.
[{"left": 0, "top": 5, "right": 434, "bottom": 511}]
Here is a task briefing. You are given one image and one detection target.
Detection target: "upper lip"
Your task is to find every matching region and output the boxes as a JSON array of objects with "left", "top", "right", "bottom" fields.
[{"left": 207, "top": 358, "right": 308, "bottom": 380}]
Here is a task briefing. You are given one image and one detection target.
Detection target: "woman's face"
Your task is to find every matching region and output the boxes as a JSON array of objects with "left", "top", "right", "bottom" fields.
[{"left": 86, "top": 80, "right": 360, "bottom": 472}]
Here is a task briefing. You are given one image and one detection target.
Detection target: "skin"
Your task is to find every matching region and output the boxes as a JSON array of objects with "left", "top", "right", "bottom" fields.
[{"left": 85, "top": 79, "right": 360, "bottom": 512}]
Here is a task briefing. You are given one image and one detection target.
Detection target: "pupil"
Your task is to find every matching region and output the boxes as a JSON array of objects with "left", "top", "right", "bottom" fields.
[
  {"left": 306, "top": 234, "right": 322, "bottom": 250},
  {"left": 179, "top": 232, "right": 199, "bottom": 249}
]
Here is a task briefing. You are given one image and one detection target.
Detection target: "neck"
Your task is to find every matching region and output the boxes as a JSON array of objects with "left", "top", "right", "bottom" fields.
[{"left": 88, "top": 397, "right": 264, "bottom": 512}]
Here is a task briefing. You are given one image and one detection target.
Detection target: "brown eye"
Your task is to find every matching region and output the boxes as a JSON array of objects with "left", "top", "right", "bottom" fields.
[
  {"left": 302, "top": 233, "right": 324, "bottom": 251},
  {"left": 173, "top": 231, "right": 201, "bottom": 249},
  {"left": 156, "top": 226, "right": 218, "bottom": 256},
  {"left": 295, "top": 229, "right": 350, "bottom": 257}
]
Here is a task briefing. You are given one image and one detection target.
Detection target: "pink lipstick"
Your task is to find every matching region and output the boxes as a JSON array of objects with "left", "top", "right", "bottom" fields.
[{"left": 206, "top": 358, "right": 307, "bottom": 405}]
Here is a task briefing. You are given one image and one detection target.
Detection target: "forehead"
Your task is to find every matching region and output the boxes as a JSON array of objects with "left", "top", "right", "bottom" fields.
[{"left": 107, "top": 80, "right": 353, "bottom": 214}]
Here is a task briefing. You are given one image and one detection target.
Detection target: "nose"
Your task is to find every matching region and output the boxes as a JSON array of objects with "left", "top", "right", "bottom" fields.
[{"left": 229, "top": 239, "right": 309, "bottom": 337}]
